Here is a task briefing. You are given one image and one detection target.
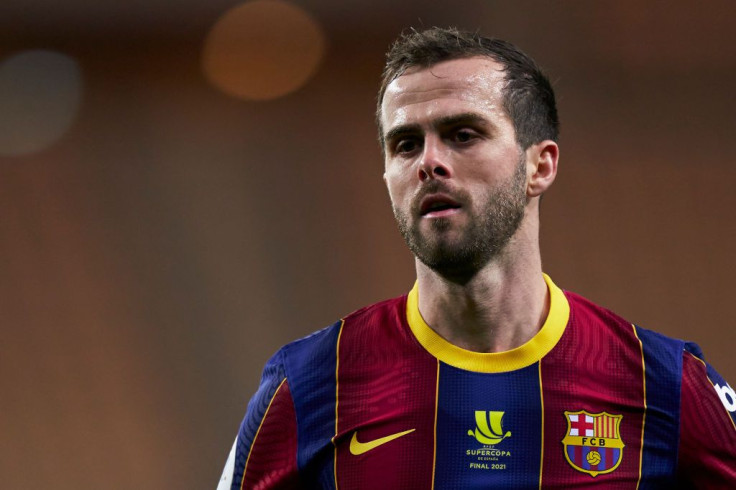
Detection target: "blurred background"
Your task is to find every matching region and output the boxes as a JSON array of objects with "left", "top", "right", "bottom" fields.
[{"left": 1, "top": 0, "right": 735, "bottom": 487}]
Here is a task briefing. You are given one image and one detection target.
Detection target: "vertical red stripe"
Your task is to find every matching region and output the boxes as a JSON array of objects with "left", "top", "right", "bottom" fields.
[
  {"left": 241, "top": 382, "right": 299, "bottom": 489},
  {"left": 679, "top": 353, "right": 736, "bottom": 485},
  {"left": 540, "top": 292, "right": 645, "bottom": 486},
  {"left": 334, "top": 298, "right": 437, "bottom": 489}
]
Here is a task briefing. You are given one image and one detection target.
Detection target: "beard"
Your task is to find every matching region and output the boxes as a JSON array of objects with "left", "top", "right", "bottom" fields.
[{"left": 392, "top": 156, "right": 528, "bottom": 282}]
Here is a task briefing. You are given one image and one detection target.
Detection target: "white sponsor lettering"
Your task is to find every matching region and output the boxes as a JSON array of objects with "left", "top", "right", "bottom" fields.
[
  {"left": 217, "top": 437, "right": 237, "bottom": 490},
  {"left": 715, "top": 383, "right": 736, "bottom": 413}
]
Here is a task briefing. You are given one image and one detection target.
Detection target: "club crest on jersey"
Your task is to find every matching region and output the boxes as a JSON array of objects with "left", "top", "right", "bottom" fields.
[{"left": 562, "top": 410, "right": 624, "bottom": 477}]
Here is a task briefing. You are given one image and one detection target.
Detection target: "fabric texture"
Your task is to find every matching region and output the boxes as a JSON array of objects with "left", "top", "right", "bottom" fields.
[{"left": 219, "top": 277, "right": 736, "bottom": 489}]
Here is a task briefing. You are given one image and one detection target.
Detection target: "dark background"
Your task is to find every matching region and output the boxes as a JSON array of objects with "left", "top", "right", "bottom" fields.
[{"left": 1, "top": 1, "right": 734, "bottom": 487}]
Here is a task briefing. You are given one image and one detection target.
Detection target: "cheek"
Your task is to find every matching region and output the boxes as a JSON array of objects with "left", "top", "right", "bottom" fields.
[
  {"left": 384, "top": 168, "right": 410, "bottom": 204},
  {"left": 467, "top": 180, "right": 500, "bottom": 207}
]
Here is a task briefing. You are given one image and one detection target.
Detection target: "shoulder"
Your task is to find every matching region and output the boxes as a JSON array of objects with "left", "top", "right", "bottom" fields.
[
  {"left": 564, "top": 288, "right": 684, "bottom": 349},
  {"left": 273, "top": 294, "right": 407, "bottom": 375},
  {"left": 561, "top": 289, "right": 691, "bottom": 388},
  {"left": 681, "top": 342, "right": 736, "bottom": 423},
  {"left": 340, "top": 294, "right": 408, "bottom": 329},
  {"left": 562, "top": 287, "right": 731, "bottom": 396},
  {"left": 564, "top": 289, "right": 642, "bottom": 334}
]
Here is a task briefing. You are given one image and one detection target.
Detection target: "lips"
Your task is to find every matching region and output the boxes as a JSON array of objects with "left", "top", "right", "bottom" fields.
[{"left": 419, "top": 194, "right": 462, "bottom": 217}]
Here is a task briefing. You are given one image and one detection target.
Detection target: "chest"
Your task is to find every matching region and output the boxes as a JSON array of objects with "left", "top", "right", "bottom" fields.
[{"left": 321, "top": 359, "right": 676, "bottom": 489}]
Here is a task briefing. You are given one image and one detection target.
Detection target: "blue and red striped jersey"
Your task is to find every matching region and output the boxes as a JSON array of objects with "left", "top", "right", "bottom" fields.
[{"left": 218, "top": 275, "right": 736, "bottom": 489}]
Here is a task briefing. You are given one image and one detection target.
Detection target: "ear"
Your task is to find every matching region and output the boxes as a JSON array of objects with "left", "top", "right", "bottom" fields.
[{"left": 526, "top": 140, "right": 559, "bottom": 198}]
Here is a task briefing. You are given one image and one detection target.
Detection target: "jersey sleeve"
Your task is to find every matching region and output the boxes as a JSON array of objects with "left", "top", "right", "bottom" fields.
[
  {"left": 677, "top": 343, "right": 736, "bottom": 487},
  {"left": 217, "top": 349, "right": 300, "bottom": 490}
]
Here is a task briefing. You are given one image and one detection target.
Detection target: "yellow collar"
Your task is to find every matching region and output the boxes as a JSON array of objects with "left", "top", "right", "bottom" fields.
[{"left": 406, "top": 274, "right": 570, "bottom": 373}]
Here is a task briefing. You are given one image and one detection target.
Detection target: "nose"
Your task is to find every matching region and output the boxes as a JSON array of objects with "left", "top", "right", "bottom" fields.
[{"left": 417, "top": 135, "right": 452, "bottom": 182}]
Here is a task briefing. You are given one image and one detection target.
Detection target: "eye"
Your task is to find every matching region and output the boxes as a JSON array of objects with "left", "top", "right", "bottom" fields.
[
  {"left": 395, "top": 138, "right": 420, "bottom": 155},
  {"left": 454, "top": 129, "right": 477, "bottom": 143}
]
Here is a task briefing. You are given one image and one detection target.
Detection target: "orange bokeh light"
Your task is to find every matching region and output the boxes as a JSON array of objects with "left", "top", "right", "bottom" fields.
[{"left": 202, "top": 0, "right": 326, "bottom": 101}]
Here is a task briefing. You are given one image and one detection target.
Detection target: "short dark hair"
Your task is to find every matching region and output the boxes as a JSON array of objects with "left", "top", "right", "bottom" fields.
[{"left": 377, "top": 27, "right": 559, "bottom": 150}]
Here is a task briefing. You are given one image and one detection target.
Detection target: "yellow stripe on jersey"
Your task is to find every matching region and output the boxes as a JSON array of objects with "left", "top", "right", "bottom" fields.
[
  {"left": 431, "top": 359, "right": 439, "bottom": 490},
  {"left": 632, "top": 325, "right": 647, "bottom": 490},
  {"left": 538, "top": 362, "right": 544, "bottom": 490},
  {"left": 332, "top": 319, "right": 345, "bottom": 489}
]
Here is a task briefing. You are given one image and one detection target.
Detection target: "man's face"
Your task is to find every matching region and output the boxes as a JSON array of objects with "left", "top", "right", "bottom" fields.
[{"left": 381, "top": 57, "right": 530, "bottom": 279}]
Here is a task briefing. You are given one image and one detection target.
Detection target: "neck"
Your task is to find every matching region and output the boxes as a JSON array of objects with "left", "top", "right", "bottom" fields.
[{"left": 415, "top": 222, "right": 548, "bottom": 353}]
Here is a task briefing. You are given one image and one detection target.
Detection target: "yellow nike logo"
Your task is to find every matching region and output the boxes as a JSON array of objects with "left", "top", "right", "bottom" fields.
[{"left": 349, "top": 429, "right": 415, "bottom": 455}]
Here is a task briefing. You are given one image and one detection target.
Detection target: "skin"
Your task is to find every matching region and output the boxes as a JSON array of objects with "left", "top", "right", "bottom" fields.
[{"left": 381, "top": 56, "right": 559, "bottom": 353}]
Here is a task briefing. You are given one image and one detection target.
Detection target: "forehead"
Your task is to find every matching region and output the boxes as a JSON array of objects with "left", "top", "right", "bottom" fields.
[{"left": 381, "top": 56, "right": 509, "bottom": 134}]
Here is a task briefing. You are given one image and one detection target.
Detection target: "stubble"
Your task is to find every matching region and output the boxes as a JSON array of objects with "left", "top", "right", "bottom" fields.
[{"left": 392, "top": 156, "right": 528, "bottom": 282}]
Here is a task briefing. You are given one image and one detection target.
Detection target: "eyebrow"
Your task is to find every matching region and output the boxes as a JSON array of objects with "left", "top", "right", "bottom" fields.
[{"left": 383, "top": 112, "right": 491, "bottom": 144}]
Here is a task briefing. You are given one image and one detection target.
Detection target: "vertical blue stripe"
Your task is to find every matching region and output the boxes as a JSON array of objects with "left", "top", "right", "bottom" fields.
[
  {"left": 434, "top": 362, "right": 542, "bottom": 488},
  {"left": 635, "top": 325, "right": 683, "bottom": 489},
  {"left": 283, "top": 321, "right": 342, "bottom": 489},
  {"left": 582, "top": 447, "right": 591, "bottom": 470}
]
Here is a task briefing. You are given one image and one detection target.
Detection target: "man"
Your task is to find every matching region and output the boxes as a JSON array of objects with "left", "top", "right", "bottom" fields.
[{"left": 218, "top": 27, "right": 736, "bottom": 489}]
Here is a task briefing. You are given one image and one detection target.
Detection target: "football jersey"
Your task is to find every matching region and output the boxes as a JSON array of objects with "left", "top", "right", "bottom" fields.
[{"left": 218, "top": 275, "right": 736, "bottom": 489}]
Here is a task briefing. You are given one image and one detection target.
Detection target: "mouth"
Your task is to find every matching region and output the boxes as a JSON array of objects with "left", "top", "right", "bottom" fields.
[{"left": 419, "top": 194, "right": 462, "bottom": 218}]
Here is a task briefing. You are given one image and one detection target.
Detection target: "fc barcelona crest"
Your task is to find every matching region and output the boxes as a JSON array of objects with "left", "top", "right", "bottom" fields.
[{"left": 562, "top": 410, "right": 624, "bottom": 477}]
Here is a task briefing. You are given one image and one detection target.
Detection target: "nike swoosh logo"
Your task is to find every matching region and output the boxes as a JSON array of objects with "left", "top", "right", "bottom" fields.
[{"left": 349, "top": 428, "right": 415, "bottom": 455}]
